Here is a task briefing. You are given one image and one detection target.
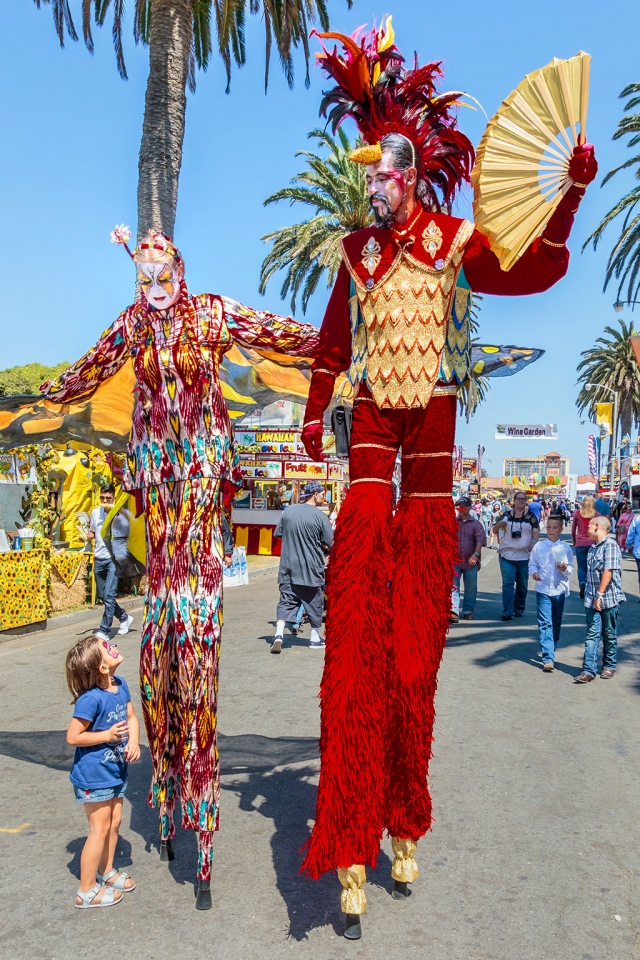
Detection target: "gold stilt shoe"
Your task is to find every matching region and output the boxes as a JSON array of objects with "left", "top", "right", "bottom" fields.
[
  {"left": 337, "top": 864, "right": 367, "bottom": 915},
  {"left": 391, "top": 838, "right": 419, "bottom": 883}
]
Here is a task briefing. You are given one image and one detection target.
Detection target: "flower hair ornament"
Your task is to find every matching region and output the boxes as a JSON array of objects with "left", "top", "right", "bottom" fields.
[
  {"left": 110, "top": 226, "right": 183, "bottom": 266},
  {"left": 313, "top": 15, "right": 476, "bottom": 210}
]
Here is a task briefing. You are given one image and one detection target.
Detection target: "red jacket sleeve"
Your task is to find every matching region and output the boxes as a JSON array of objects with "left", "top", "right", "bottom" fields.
[
  {"left": 312, "top": 260, "right": 353, "bottom": 375},
  {"left": 303, "top": 261, "right": 352, "bottom": 426},
  {"left": 463, "top": 184, "right": 586, "bottom": 296}
]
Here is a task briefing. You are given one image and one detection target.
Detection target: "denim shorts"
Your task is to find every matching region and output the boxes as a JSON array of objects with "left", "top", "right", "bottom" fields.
[{"left": 73, "top": 782, "right": 128, "bottom": 803}]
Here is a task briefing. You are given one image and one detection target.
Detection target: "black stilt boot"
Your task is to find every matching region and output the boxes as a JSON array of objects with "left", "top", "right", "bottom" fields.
[
  {"left": 392, "top": 880, "right": 410, "bottom": 900},
  {"left": 195, "top": 879, "right": 212, "bottom": 911},
  {"left": 344, "top": 914, "right": 362, "bottom": 940},
  {"left": 159, "top": 839, "right": 175, "bottom": 862}
]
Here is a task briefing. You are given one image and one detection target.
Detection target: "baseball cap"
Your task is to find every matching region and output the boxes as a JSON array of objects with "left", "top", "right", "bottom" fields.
[
  {"left": 456, "top": 496, "right": 473, "bottom": 508},
  {"left": 301, "top": 480, "right": 324, "bottom": 499}
]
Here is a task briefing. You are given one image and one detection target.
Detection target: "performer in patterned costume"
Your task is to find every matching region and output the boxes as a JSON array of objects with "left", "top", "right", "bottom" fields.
[
  {"left": 42, "top": 228, "right": 318, "bottom": 908},
  {"left": 299, "top": 22, "right": 597, "bottom": 938}
]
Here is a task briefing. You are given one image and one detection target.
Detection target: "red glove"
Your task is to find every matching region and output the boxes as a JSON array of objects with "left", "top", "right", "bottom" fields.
[
  {"left": 301, "top": 421, "right": 325, "bottom": 462},
  {"left": 541, "top": 144, "right": 598, "bottom": 248},
  {"left": 568, "top": 143, "right": 598, "bottom": 186}
]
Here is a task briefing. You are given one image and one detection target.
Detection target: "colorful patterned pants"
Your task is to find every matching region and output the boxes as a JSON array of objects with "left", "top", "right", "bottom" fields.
[
  {"left": 140, "top": 478, "right": 223, "bottom": 881},
  {"left": 302, "top": 383, "right": 458, "bottom": 878}
]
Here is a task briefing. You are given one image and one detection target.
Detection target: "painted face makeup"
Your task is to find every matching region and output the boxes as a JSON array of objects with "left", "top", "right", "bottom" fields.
[
  {"left": 366, "top": 154, "right": 408, "bottom": 222},
  {"left": 137, "top": 261, "right": 181, "bottom": 309},
  {"left": 102, "top": 639, "right": 121, "bottom": 660}
]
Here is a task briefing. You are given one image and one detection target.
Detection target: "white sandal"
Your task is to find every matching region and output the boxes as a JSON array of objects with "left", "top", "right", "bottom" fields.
[
  {"left": 97, "top": 868, "right": 136, "bottom": 892},
  {"left": 75, "top": 882, "right": 122, "bottom": 908}
]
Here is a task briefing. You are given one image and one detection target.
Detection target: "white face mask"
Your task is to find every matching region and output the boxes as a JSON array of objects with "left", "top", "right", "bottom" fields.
[{"left": 137, "top": 261, "right": 181, "bottom": 309}]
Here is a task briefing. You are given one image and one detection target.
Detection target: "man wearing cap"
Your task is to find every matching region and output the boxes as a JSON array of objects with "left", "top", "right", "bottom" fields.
[
  {"left": 271, "top": 482, "right": 333, "bottom": 652},
  {"left": 451, "top": 497, "right": 486, "bottom": 622}
]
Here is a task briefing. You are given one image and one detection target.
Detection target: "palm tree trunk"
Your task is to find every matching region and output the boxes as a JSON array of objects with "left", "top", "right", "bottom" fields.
[{"left": 137, "top": 0, "right": 193, "bottom": 241}]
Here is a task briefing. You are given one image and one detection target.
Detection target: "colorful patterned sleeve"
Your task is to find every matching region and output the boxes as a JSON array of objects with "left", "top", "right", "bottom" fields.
[
  {"left": 40, "top": 309, "right": 132, "bottom": 402},
  {"left": 220, "top": 296, "right": 319, "bottom": 357}
]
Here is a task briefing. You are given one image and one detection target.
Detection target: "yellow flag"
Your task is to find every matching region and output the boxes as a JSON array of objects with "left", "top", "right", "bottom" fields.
[{"left": 595, "top": 403, "right": 613, "bottom": 436}]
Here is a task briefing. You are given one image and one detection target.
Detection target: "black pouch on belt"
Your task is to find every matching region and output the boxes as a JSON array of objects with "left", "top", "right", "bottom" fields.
[{"left": 330, "top": 404, "right": 352, "bottom": 458}]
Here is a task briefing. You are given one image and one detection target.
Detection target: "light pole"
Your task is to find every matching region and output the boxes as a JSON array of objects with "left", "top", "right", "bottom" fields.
[
  {"left": 586, "top": 382, "right": 619, "bottom": 497},
  {"left": 613, "top": 299, "right": 640, "bottom": 312}
]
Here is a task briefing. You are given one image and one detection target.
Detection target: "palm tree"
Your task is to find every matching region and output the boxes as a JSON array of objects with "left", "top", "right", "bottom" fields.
[
  {"left": 259, "top": 127, "right": 373, "bottom": 314},
  {"left": 584, "top": 83, "right": 640, "bottom": 303},
  {"left": 576, "top": 317, "right": 640, "bottom": 440},
  {"left": 33, "top": 0, "right": 350, "bottom": 240}
]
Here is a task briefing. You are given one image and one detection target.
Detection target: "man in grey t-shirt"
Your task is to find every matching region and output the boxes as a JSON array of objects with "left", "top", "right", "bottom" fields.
[{"left": 271, "top": 480, "right": 333, "bottom": 653}]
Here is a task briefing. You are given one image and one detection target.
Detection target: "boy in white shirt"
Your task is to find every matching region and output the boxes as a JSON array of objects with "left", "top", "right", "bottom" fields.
[{"left": 528, "top": 514, "right": 574, "bottom": 672}]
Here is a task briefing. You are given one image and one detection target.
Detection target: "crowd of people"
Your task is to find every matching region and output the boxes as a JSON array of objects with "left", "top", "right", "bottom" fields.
[{"left": 452, "top": 490, "right": 632, "bottom": 683}]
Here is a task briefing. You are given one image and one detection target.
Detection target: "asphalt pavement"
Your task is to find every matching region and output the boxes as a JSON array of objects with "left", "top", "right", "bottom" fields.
[{"left": 1, "top": 544, "right": 640, "bottom": 959}]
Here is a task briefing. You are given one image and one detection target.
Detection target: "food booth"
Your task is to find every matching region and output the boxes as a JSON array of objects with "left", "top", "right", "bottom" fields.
[{"left": 232, "top": 429, "right": 349, "bottom": 555}]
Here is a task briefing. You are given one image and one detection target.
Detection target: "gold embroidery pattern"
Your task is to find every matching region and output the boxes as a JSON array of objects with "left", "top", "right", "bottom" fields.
[
  {"left": 422, "top": 220, "right": 443, "bottom": 258},
  {"left": 358, "top": 249, "right": 465, "bottom": 409},
  {"left": 361, "top": 236, "right": 382, "bottom": 276}
]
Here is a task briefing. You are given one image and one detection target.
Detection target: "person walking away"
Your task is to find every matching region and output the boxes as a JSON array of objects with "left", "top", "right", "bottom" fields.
[
  {"left": 271, "top": 481, "right": 333, "bottom": 652},
  {"left": 529, "top": 514, "right": 574, "bottom": 672},
  {"left": 451, "top": 497, "right": 486, "bottom": 622},
  {"left": 616, "top": 501, "right": 633, "bottom": 552},
  {"left": 571, "top": 495, "right": 599, "bottom": 600},
  {"left": 489, "top": 501, "right": 504, "bottom": 549},
  {"left": 624, "top": 509, "right": 640, "bottom": 596},
  {"left": 480, "top": 500, "right": 493, "bottom": 538},
  {"left": 529, "top": 495, "right": 543, "bottom": 525},
  {"left": 575, "top": 516, "right": 625, "bottom": 682},
  {"left": 89, "top": 485, "right": 133, "bottom": 641},
  {"left": 493, "top": 492, "right": 540, "bottom": 620},
  {"left": 65, "top": 634, "right": 141, "bottom": 908},
  {"left": 594, "top": 494, "right": 610, "bottom": 517}
]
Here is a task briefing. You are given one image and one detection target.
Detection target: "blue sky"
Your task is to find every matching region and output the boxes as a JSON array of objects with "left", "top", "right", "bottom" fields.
[{"left": 2, "top": 0, "right": 639, "bottom": 475}]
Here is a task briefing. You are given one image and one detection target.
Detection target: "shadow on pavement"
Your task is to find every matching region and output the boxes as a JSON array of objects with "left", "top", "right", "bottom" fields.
[
  {"left": 222, "top": 754, "right": 393, "bottom": 942},
  {"left": 0, "top": 727, "right": 367, "bottom": 936}
]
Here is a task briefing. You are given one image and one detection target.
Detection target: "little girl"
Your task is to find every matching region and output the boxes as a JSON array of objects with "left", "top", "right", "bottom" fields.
[{"left": 65, "top": 633, "right": 140, "bottom": 908}]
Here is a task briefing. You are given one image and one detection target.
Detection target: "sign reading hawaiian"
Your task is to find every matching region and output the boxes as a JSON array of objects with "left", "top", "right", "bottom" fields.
[{"left": 495, "top": 423, "right": 557, "bottom": 440}]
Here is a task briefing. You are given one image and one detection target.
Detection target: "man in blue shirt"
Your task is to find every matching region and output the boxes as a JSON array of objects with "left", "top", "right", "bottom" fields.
[
  {"left": 528, "top": 496, "right": 543, "bottom": 523},
  {"left": 625, "top": 511, "right": 640, "bottom": 592},
  {"left": 594, "top": 496, "right": 610, "bottom": 517}
]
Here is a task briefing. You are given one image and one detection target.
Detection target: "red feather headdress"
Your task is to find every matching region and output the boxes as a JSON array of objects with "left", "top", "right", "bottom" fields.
[{"left": 314, "top": 17, "right": 475, "bottom": 209}]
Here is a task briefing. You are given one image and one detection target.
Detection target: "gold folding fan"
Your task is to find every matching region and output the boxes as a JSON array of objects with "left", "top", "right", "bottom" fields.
[{"left": 471, "top": 52, "right": 591, "bottom": 271}]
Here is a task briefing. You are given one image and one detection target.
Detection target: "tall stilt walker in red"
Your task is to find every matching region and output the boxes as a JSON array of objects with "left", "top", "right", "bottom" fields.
[{"left": 299, "top": 19, "right": 597, "bottom": 939}]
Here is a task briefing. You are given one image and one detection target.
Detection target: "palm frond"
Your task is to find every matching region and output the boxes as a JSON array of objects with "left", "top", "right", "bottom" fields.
[
  {"left": 585, "top": 79, "right": 640, "bottom": 302},
  {"left": 260, "top": 128, "right": 373, "bottom": 313},
  {"left": 575, "top": 317, "right": 640, "bottom": 435},
  {"left": 34, "top": 0, "right": 352, "bottom": 93}
]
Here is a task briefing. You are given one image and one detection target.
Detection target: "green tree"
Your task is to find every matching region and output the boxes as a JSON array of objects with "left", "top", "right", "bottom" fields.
[
  {"left": 576, "top": 317, "right": 640, "bottom": 440},
  {"left": 34, "top": 0, "right": 350, "bottom": 240},
  {"left": 0, "top": 362, "right": 69, "bottom": 397},
  {"left": 584, "top": 83, "right": 640, "bottom": 303},
  {"left": 259, "top": 128, "right": 373, "bottom": 314}
]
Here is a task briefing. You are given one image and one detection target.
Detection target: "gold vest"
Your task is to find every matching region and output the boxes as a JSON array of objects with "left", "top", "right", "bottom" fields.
[{"left": 349, "top": 219, "right": 474, "bottom": 409}]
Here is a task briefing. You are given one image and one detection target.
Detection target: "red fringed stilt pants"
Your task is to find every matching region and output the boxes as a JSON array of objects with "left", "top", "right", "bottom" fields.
[
  {"left": 301, "top": 385, "right": 457, "bottom": 877},
  {"left": 139, "top": 478, "right": 223, "bottom": 881}
]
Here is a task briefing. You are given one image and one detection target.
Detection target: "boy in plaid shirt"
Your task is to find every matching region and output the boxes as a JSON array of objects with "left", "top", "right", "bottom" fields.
[{"left": 575, "top": 516, "right": 625, "bottom": 683}]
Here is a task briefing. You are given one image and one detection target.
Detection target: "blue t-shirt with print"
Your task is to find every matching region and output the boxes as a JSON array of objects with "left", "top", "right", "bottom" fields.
[{"left": 70, "top": 676, "right": 131, "bottom": 789}]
